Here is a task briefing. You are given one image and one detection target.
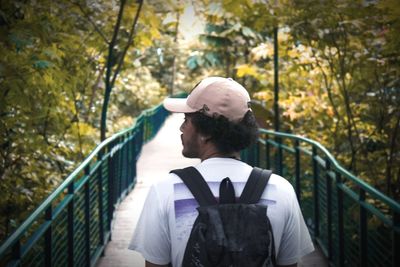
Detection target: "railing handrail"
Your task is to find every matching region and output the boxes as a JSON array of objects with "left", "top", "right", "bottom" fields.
[
  {"left": 0, "top": 103, "right": 165, "bottom": 257},
  {"left": 259, "top": 128, "right": 400, "bottom": 213},
  {"left": 243, "top": 127, "right": 400, "bottom": 266}
]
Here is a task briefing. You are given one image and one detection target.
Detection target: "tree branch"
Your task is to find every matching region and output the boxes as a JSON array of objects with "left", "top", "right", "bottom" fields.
[
  {"left": 110, "top": 0, "right": 144, "bottom": 88},
  {"left": 386, "top": 111, "right": 400, "bottom": 196},
  {"left": 101, "top": 0, "right": 128, "bottom": 141},
  {"left": 305, "top": 34, "right": 341, "bottom": 143},
  {"left": 170, "top": 4, "right": 181, "bottom": 95},
  {"left": 70, "top": 0, "right": 110, "bottom": 44}
]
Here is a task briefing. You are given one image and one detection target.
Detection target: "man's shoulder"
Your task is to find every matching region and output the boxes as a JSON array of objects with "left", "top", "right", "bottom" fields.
[
  {"left": 269, "top": 173, "right": 293, "bottom": 187},
  {"left": 153, "top": 172, "right": 183, "bottom": 187},
  {"left": 266, "top": 173, "right": 297, "bottom": 199}
]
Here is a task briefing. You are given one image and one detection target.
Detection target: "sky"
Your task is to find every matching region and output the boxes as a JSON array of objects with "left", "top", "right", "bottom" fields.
[
  {"left": 179, "top": 4, "right": 205, "bottom": 41},
  {"left": 163, "top": 2, "right": 205, "bottom": 42}
]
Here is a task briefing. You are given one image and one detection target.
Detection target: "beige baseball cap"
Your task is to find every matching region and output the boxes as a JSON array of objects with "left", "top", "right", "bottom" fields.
[{"left": 163, "top": 77, "right": 251, "bottom": 122}]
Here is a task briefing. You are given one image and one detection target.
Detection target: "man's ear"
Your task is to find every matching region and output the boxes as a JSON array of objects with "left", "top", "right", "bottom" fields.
[{"left": 200, "top": 136, "right": 212, "bottom": 143}]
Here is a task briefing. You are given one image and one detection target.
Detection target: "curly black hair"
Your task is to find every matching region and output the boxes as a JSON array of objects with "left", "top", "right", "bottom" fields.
[{"left": 187, "top": 111, "right": 259, "bottom": 154}]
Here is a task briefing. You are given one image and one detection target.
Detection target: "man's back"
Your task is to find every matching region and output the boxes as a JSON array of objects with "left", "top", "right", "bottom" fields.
[{"left": 129, "top": 158, "right": 314, "bottom": 266}]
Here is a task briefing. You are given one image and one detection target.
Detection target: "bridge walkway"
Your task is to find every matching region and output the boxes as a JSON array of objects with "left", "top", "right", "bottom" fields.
[{"left": 96, "top": 113, "right": 328, "bottom": 267}]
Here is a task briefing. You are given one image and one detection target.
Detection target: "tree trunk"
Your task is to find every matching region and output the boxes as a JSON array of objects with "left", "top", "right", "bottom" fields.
[
  {"left": 170, "top": 6, "right": 180, "bottom": 96},
  {"left": 100, "top": 0, "right": 143, "bottom": 141}
]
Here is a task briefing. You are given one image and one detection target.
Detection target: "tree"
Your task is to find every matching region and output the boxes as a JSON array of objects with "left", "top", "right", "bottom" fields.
[
  {"left": 0, "top": 0, "right": 102, "bottom": 240},
  {"left": 197, "top": 0, "right": 400, "bottom": 198},
  {"left": 0, "top": 0, "right": 168, "bottom": 242},
  {"left": 286, "top": 0, "right": 400, "bottom": 197},
  {"left": 100, "top": 0, "right": 144, "bottom": 141}
]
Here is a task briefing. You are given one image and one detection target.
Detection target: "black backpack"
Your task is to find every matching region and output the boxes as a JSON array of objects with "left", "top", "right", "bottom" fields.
[{"left": 171, "top": 166, "right": 276, "bottom": 267}]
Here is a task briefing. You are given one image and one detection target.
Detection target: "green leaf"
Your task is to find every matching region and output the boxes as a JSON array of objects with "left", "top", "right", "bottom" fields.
[
  {"left": 9, "top": 32, "right": 32, "bottom": 51},
  {"left": 204, "top": 52, "right": 221, "bottom": 66},
  {"left": 33, "top": 60, "right": 52, "bottom": 69},
  {"left": 186, "top": 56, "right": 199, "bottom": 70},
  {"left": 242, "top": 26, "right": 257, "bottom": 39},
  {"left": 205, "top": 23, "right": 227, "bottom": 34},
  {"left": 199, "top": 35, "right": 232, "bottom": 46}
]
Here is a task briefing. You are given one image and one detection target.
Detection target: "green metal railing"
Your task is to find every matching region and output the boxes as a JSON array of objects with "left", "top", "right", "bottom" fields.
[
  {"left": 242, "top": 129, "right": 400, "bottom": 267},
  {"left": 2, "top": 94, "right": 399, "bottom": 267},
  {"left": 0, "top": 104, "right": 169, "bottom": 267}
]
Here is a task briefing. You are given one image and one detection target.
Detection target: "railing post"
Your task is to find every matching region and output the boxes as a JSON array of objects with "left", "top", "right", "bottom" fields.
[
  {"left": 276, "top": 137, "right": 283, "bottom": 175},
  {"left": 97, "top": 152, "right": 105, "bottom": 249},
  {"left": 128, "top": 134, "right": 134, "bottom": 188},
  {"left": 67, "top": 182, "right": 74, "bottom": 267},
  {"left": 11, "top": 240, "right": 21, "bottom": 266},
  {"left": 124, "top": 135, "right": 128, "bottom": 193},
  {"left": 247, "top": 145, "right": 254, "bottom": 166},
  {"left": 143, "top": 112, "right": 149, "bottom": 141},
  {"left": 44, "top": 206, "right": 52, "bottom": 267},
  {"left": 393, "top": 211, "right": 400, "bottom": 267},
  {"left": 119, "top": 137, "right": 124, "bottom": 196},
  {"left": 336, "top": 173, "right": 345, "bottom": 267},
  {"left": 325, "top": 159, "right": 332, "bottom": 261},
  {"left": 359, "top": 189, "right": 368, "bottom": 267},
  {"left": 265, "top": 135, "right": 271, "bottom": 170},
  {"left": 132, "top": 132, "right": 138, "bottom": 185},
  {"left": 294, "top": 140, "right": 301, "bottom": 202},
  {"left": 312, "top": 146, "right": 319, "bottom": 238},
  {"left": 107, "top": 142, "right": 115, "bottom": 234},
  {"left": 84, "top": 166, "right": 91, "bottom": 267},
  {"left": 139, "top": 119, "right": 144, "bottom": 151},
  {"left": 124, "top": 135, "right": 128, "bottom": 191},
  {"left": 118, "top": 136, "right": 124, "bottom": 198},
  {"left": 255, "top": 140, "right": 260, "bottom": 167}
]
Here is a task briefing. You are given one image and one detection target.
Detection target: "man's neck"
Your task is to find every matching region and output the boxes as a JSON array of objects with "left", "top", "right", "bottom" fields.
[{"left": 200, "top": 151, "right": 240, "bottom": 162}]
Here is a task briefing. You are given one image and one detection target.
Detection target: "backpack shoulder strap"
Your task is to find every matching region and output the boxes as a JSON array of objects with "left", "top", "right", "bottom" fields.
[
  {"left": 239, "top": 167, "right": 272, "bottom": 204},
  {"left": 170, "top": 167, "right": 217, "bottom": 206}
]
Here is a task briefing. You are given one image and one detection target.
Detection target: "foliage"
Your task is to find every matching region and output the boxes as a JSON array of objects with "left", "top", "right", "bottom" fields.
[
  {"left": 196, "top": 0, "right": 400, "bottom": 199},
  {"left": 284, "top": 0, "right": 400, "bottom": 198},
  {"left": 108, "top": 66, "right": 167, "bottom": 133},
  {"left": 0, "top": 0, "right": 169, "bottom": 242},
  {"left": 0, "top": 0, "right": 100, "bottom": 241},
  {"left": 186, "top": 0, "right": 266, "bottom": 81}
]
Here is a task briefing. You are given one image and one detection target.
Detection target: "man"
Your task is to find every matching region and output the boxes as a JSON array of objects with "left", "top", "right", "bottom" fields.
[{"left": 129, "top": 77, "right": 314, "bottom": 267}]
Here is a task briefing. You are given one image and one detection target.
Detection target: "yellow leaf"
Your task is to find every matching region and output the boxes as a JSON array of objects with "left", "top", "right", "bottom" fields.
[
  {"left": 150, "top": 28, "right": 161, "bottom": 39},
  {"left": 287, "top": 48, "right": 299, "bottom": 58},
  {"left": 236, "top": 64, "right": 258, "bottom": 78},
  {"left": 251, "top": 43, "right": 273, "bottom": 60},
  {"left": 137, "top": 34, "right": 153, "bottom": 47}
]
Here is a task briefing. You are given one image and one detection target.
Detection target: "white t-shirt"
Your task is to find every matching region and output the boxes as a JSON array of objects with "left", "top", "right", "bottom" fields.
[{"left": 129, "top": 158, "right": 314, "bottom": 266}]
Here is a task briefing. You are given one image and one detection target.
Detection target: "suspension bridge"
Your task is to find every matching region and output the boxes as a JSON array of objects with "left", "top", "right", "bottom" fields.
[{"left": 0, "top": 101, "right": 399, "bottom": 267}]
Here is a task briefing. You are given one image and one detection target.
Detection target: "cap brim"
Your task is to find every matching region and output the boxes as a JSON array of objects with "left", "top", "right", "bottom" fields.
[{"left": 163, "top": 97, "right": 197, "bottom": 113}]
